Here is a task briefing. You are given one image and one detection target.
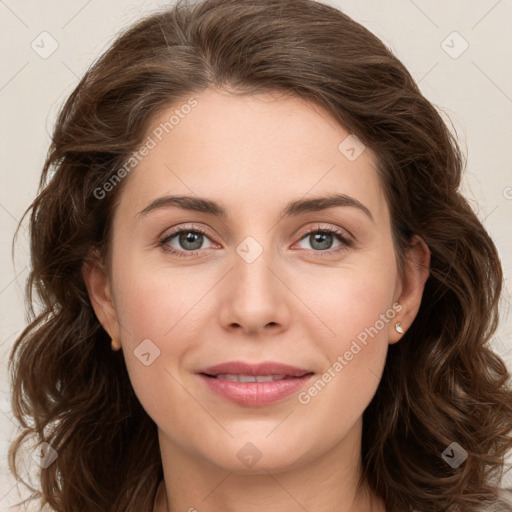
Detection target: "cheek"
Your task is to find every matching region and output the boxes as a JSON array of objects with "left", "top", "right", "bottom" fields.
[
  {"left": 291, "top": 257, "right": 397, "bottom": 417},
  {"left": 292, "top": 256, "right": 398, "bottom": 349},
  {"left": 304, "top": 281, "right": 393, "bottom": 387},
  {"left": 113, "top": 258, "right": 212, "bottom": 344},
  {"left": 114, "top": 268, "right": 203, "bottom": 429},
  {"left": 112, "top": 261, "right": 219, "bottom": 414}
]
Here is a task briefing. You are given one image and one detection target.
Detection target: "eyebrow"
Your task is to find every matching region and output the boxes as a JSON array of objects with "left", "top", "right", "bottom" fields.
[{"left": 137, "top": 193, "right": 375, "bottom": 223}]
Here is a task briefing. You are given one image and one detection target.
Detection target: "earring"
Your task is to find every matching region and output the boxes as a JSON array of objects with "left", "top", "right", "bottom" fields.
[
  {"left": 395, "top": 322, "right": 404, "bottom": 334},
  {"left": 111, "top": 337, "right": 121, "bottom": 351}
]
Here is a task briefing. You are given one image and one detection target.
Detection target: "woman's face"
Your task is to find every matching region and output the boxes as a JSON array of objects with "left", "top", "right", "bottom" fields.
[{"left": 85, "top": 87, "right": 429, "bottom": 473}]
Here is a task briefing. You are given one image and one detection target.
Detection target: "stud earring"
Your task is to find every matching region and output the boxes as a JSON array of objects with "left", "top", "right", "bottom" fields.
[
  {"left": 395, "top": 322, "right": 403, "bottom": 334},
  {"left": 111, "top": 337, "right": 121, "bottom": 351}
]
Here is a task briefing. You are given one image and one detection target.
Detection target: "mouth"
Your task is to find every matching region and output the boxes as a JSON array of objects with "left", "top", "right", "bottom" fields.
[{"left": 196, "top": 361, "right": 315, "bottom": 406}]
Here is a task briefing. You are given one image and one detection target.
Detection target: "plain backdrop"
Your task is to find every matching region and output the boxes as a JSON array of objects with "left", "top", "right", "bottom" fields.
[{"left": 1, "top": 0, "right": 511, "bottom": 509}]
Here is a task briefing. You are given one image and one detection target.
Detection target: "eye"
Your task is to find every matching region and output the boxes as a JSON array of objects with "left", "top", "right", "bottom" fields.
[
  {"left": 294, "top": 225, "right": 353, "bottom": 255},
  {"left": 159, "top": 225, "right": 216, "bottom": 258},
  {"left": 159, "top": 223, "right": 353, "bottom": 259}
]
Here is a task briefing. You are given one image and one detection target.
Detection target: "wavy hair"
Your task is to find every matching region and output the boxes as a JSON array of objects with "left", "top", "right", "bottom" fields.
[{"left": 9, "top": 0, "right": 512, "bottom": 510}]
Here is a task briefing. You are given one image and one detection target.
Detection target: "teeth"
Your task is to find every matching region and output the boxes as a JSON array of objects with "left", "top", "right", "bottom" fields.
[
  {"left": 215, "top": 374, "right": 287, "bottom": 382},
  {"left": 239, "top": 375, "right": 258, "bottom": 383}
]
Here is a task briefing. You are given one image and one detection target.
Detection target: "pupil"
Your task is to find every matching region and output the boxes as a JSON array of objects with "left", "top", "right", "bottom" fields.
[
  {"left": 312, "top": 233, "right": 332, "bottom": 250},
  {"left": 180, "top": 231, "right": 202, "bottom": 250}
]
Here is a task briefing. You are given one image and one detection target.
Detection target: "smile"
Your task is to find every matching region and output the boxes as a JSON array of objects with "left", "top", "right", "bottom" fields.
[{"left": 198, "top": 372, "right": 315, "bottom": 406}]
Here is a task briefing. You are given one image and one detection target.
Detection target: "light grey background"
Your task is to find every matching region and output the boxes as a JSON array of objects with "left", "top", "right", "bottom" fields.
[{"left": 1, "top": 0, "right": 511, "bottom": 509}]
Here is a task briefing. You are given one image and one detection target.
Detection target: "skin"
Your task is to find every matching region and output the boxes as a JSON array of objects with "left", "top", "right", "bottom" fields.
[{"left": 83, "top": 88, "right": 430, "bottom": 512}]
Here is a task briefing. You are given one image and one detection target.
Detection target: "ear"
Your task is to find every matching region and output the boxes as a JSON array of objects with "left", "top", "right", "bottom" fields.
[
  {"left": 82, "top": 248, "right": 121, "bottom": 344},
  {"left": 389, "top": 234, "right": 431, "bottom": 344}
]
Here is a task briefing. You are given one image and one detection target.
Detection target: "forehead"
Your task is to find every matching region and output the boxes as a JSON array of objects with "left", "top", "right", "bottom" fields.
[{"left": 114, "top": 88, "right": 388, "bottom": 225}]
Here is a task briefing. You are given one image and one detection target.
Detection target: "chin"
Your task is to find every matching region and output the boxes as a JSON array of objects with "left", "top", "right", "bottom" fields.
[{"left": 199, "top": 438, "right": 313, "bottom": 474}]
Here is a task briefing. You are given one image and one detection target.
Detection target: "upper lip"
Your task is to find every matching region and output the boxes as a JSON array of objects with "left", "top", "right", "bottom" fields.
[{"left": 198, "top": 361, "right": 314, "bottom": 377}]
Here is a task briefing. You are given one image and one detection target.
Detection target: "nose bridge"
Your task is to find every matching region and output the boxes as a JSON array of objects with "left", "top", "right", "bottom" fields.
[
  {"left": 237, "top": 238, "right": 273, "bottom": 288},
  {"left": 220, "top": 233, "right": 289, "bottom": 334},
  {"left": 234, "top": 233, "right": 279, "bottom": 305}
]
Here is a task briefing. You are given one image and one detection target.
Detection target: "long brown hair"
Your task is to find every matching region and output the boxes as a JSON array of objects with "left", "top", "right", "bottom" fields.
[{"left": 9, "top": 0, "right": 512, "bottom": 510}]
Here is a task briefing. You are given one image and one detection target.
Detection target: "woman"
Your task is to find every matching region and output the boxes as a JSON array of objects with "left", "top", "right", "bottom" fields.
[{"left": 9, "top": 0, "right": 512, "bottom": 510}]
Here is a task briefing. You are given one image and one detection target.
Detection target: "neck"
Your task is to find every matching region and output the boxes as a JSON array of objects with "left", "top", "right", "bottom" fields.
[{"left": 154, "top": 419, "right": 385, "bottom": 512}]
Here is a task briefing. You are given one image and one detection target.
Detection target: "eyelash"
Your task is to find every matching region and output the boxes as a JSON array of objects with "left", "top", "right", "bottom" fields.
[{"left": 159, "top": 224, "right": 353, "bottom": 258}]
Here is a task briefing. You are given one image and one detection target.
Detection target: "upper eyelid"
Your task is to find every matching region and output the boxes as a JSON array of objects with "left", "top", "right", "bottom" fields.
[
  {"left": 161, "top": 223, "right": 217, "bottom": 243},
  {"left": 300, "top": 224, "right": 352, "bottom": 239}
]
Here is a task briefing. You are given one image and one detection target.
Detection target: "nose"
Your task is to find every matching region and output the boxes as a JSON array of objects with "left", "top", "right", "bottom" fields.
[{"left": 218, "top": 239, "right": 291, "bottom": 337}]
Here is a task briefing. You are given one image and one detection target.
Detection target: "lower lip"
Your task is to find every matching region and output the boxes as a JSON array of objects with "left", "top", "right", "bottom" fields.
[{"left": 198, "top": 374, "right": 314, "bottom": 406}]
